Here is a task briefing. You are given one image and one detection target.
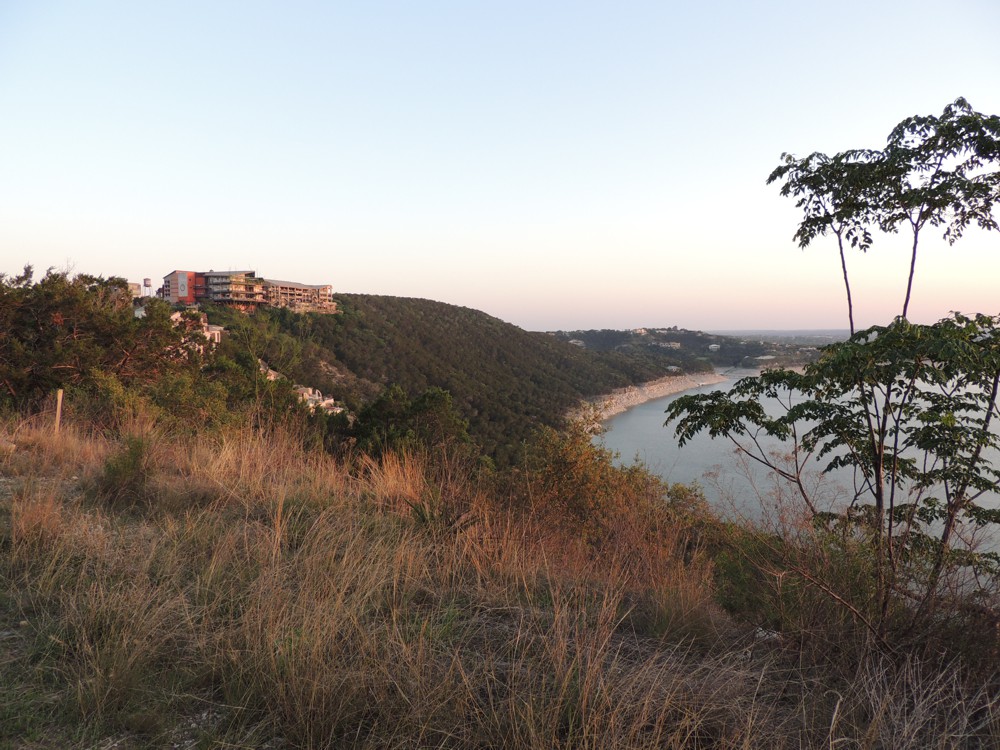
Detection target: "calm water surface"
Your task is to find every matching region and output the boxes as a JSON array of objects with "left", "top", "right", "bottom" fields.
[
  {"left": 596, "top": 370, "right": 801, "bottom": 515},
  {"left": 597, "top": 369, "right": 1000, "bottom": 525}
]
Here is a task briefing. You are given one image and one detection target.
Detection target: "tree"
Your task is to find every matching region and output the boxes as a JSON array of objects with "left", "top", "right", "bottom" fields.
[
  {"left": 667, "top": 99, "right": 1000, "bottom": 641},
  {"left": 521, "top": 422, "right": 675, "bottom": 547},
  {"left": 669, "top": 317, "right": 1000, "bottom": 633},
  {"left": 768, "top": 98, "right": 1000, "bottom": 326},
  {"left": 880, "top": 98, "right": 1000, "bottom": 317},
  {"left": 0, "top": 267, "right": 203, "bottom": 407},
  {"left": 351, "top": 385, "right": 471, "bottom": 458},
  {"left": 767, "top": 152, "right": 877, "bottom": 334},
  {"left": 408, "top": 387, "right": 471, "bottom": 451}
]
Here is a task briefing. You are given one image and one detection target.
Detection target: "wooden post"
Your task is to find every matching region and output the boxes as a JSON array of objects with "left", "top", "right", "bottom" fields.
[{"left": 54, "top": 389, "right": 63, "bottom": 434}]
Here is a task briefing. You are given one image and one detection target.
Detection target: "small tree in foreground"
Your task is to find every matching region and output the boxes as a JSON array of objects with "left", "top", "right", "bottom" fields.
[
  {"left": 669, "top": 99, "right": 1000, "bottom": 644},
  {"left": 669, "top": 316, "right": 1000, "bottom": 638}
]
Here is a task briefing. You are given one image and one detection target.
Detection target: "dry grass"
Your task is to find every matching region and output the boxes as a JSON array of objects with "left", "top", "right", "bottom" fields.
[
  {"left": 1, "top": 416, "right": 110, "bottom": 478},
  {"left": 819, "top": 656, "right": 1000, "bottom": 749},
  {"left": 2, "top": 417, "right": 998, "bottom": 748}
]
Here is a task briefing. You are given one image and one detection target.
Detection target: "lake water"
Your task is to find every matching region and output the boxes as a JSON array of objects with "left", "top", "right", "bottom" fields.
[
  {"left": 597, "top": 375, "right": 737, "bottom": 486},
  {"left": 596, "top": 369, "right": 814, "bottom": 517},
  {"left": 596, "top": 369, "right": 1000, "bottom": 525}
]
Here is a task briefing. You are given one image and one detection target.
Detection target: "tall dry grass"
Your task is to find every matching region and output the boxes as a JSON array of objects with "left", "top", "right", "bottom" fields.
[
  {"left": 1, "top": 416, "right": 110, "bottom": 478},
  {"left": 2, "top": 416, "right": 999, "bottom": 748}
]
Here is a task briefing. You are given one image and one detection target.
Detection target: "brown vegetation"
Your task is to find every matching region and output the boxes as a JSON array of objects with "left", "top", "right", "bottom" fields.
[{"left": 1, "top": 414, "right": 998, "bottom": 749}]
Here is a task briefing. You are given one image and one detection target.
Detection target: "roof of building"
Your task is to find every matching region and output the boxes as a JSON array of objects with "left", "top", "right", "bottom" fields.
[{"left": 263, "top": 278, "right": 332, "bottom": 290}]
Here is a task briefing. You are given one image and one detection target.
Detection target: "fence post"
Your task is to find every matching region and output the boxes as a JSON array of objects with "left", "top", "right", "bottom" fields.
[{"left": 54, "top": 389, "right": 63, "bottom": 434}]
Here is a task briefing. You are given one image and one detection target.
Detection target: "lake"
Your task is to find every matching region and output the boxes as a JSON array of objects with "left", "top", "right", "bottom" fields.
[
  {"left": 596, "top": 369, "right": 1000, "bottom": 526},
  {"left": 595, "top": 369, "right": 823, "bottom": 517}
]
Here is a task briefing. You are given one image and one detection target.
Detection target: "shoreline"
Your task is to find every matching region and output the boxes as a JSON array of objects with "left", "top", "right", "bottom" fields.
[{"left": 571, "top": 370, "right": 730, "bottom": 423}]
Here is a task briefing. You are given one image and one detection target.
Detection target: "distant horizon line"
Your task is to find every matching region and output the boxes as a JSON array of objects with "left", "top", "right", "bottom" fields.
[{"left": 708, "top": 328, "right": 850, "bottom": 334}]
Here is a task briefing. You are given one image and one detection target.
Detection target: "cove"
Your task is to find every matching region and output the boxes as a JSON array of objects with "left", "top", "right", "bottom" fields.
[{"left": 595, "top": 369, "right": 852, "bottom": 519}]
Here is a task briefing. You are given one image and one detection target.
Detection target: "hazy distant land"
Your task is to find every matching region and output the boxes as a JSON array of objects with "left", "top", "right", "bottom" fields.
[{"left": 709, "top": 329, "right": 850, "bottom": 345}]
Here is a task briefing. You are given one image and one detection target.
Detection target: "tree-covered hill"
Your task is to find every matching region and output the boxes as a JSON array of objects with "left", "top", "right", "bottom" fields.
[
  {"left": 0, "top": 267, "right": 811, "bottom": 464},
  {"left": 552, "top": 327, "right": 821, "bottom": 370},
  {"left": 242, "top": 295, "right": 708, "bottom": 463}
]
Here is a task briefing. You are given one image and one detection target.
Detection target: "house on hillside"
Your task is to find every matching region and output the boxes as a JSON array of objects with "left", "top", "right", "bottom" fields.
[
  {"left": 133, "top": 304, "right": 225, "bottom": 353},
  {"left": 170, "top": 311, "right": 224, "bottom": 350},
  {"left": 294, "top": 385, "right": 345, "bottom": 415}
]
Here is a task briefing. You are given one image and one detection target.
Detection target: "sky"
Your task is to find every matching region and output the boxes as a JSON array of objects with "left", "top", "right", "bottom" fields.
[{"left": 1, "top": 1, "right": 998, "bottom": 332}]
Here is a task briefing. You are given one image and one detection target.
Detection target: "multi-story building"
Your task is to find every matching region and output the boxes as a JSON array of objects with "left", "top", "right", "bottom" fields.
[
  {"left": 263, "top": 278, "right": 337, "bottom": 313},
  {"left": 161, "top": 270, "right": 197, "bottom": 305},
  {"left": 202, "top": 270, "right": 266, "bottom": 311},
  {"left": 159, "top": 269, "right": 336, "bottom": 314}
]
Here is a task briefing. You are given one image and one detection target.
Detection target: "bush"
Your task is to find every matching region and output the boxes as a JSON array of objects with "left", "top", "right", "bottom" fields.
[{"left": 90, "top": 436, "right": 154, "bottom": 508}]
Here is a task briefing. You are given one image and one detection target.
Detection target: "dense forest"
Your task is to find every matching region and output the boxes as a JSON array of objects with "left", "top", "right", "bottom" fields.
[{"left": 205, "top": 295, "right": 719, "bottom": 462}]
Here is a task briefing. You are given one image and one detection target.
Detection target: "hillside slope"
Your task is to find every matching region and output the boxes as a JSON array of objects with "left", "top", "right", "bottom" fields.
[{"left": 252, "top": 295, "right": 705, "bottom": 462}]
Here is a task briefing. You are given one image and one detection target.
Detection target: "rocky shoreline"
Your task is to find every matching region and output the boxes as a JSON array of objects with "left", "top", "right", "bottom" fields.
[{"left": 571, "top": 371, "right": 729, "bottom": 423}]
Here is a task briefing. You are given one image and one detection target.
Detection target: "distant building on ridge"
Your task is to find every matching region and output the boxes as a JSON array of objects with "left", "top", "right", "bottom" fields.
[
  {"left": 158, "top": 269, "right": 337, "bottom": 314},
  {"left": 203, "top": 270, "right": 266, "bottom": 310},
  {"left": 263, "top": 278, "right": 336, "bottom": 313},
  {"left": 161, "top": 270, "right": 197, "bottom": 305}
]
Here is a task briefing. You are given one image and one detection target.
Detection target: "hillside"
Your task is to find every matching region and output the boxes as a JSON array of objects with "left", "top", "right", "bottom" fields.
[
  {"left": 0, "top": 266, "right": 819, "bottom": 465},
  {"left": 551, "top": 327, "right": 823, "bottom": 370},
  {"left": 221, "top": 296, "right": 714, "bottom": 463},
  {"left": 0, "top": 266, "right": 787, "bottom": 464}
]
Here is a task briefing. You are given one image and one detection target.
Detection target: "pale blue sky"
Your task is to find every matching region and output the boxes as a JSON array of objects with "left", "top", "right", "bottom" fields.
[{"left": 1, "top": 1, "right": 998, "bottom": 330}]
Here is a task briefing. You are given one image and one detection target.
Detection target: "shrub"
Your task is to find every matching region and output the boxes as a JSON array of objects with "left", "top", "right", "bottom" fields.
[{"left": 90, "top": 436, "right": 154, "bottom": 508}]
